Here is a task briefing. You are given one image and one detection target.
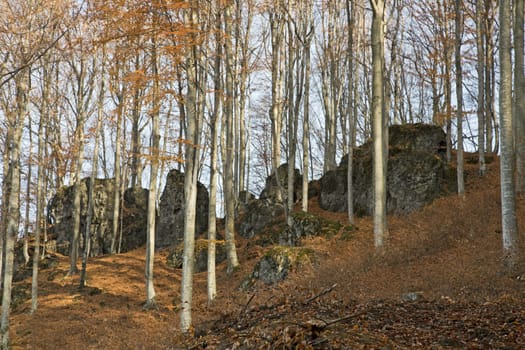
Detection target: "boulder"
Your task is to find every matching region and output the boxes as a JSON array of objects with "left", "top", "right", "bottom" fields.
[
  {"left": 250, "top": 248, "right": 291, "bottom": 285},
  {"left": 237, "top": 199, "right": 284, "bottom": 239},
  {"left": 47, "top": 178, "right": 148, "bottom": 256},
  {"left": 120, "top": 186, "right": 149, "bottom": 252},
  {"left": 319, "top": 123, "right": 447, "bottom": 215},
  {"left": 241, "top": 246, "right": 316, "bottom": 288},
  {"left": 279, "top": 212, "right": 343, "bottom": 246},
  {"left": 156, "top": 169, "right": 209, "bottom": 248},
  {"left": 259, "top": 163, "right": 302, "bottom": 204},
  {"left": 166, "top": 238, "right": 227, "bottom": 273}
]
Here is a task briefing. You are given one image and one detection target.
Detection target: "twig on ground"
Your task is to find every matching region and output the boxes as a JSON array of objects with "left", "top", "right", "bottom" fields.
[
  {"left": 240, "top": 293, "right": 256, "bottom": 316},
  {"left": 303, "top": 283, "right": 338, "bottom": 304}
]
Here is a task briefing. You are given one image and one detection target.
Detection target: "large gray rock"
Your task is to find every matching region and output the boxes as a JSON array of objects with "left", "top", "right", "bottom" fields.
[
  {"left": 319, "top": 123, "right": 447, "bottom": 215},
  {"left": 250, "top": 248, "right": 291, "bottom": 285},
  {"left": 241, "top": 247, "right": 316, "bottom": 288},
  {"left": 156, "top": 169, "right": 209, "bottom": 248},
  {"left": 279, "top": 212, "right": 343, "bottom": 246},
  {"left": 259, "top": 163, "right": 302, "bottom": 204},
  {"left": 237, "top": 199, "right": 284, "bottom": 239},
  {"left": 47, "top": 179, "right": 148, "bottom": 256}
]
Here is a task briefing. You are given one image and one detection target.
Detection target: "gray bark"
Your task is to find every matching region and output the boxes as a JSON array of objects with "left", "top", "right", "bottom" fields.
[
  {"left": 180, "top": 0, "right": 202, "bottom": 331},
  {"left": 514, "top": 0, "right": 525, "bottom": 193},
  {"left": 371, "top": 0, "right": 387, "bottom": 247},
  {"left": 1, "top": 71, "right": 28, "bottom": 350},
  {"left": 455, "top": 0, "right": 464, "bottom": 195},
  {"left": 499, "top": 0, "right": 519, "bottom": 265},
  {"left": 223, "top": 1, "right": 240, "bottom": 273},
  {"left": 145, "top": 38, "right": 160, "bottom": 309},
  {"left": 476, "top": 0, "right": 486, "bottom": 176},
  {"left": 208, "top": 3, "right": 223, "bottom": 302}
]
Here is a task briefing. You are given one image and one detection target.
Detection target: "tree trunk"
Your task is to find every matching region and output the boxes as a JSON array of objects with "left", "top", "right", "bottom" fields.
[
  {"left": 130, "top": 52, "right": 142, "bottom": 188},
  {"left": 476, "top": 0, "right": 486, "bottom": 176},
  {"left": 223, "top": 1, "right": 240, "bottom": 273},
  {"left": 455, "top": 0, "right": 464, "bottom": 195},
  {"left": 301, "top": 14, "right": 313, "bottom": 213},
  {"left": 514, "top": 0, "right": 525, "bottom": 193},
  {"left": 144, "top": 38, "right": 160, "bottom": 309},
  {"left": 32, "top": 60, "right": 51, "bottom": 313},
  {"left": 371, "top": 0, "right": 387, "bottom": 248},
  {"left": 1, "top": 70, "right": 28, "bottom": 350},
  {"left": 346, "top": 0, "right": 356, "bottom": 224},
  {"left": 180, "top": 0, "right": 202, "bottom": 332},
  {"left": 498, "top": 0, "right": 519, "bottom": 266},
  {"left": 208, "top": 4, "right": 223, "bottom": 303},
  {"left": 69, "top": 117, "right": 84, "bottom": 275},
  {"left": 111, "top": 86, "right": 123, "bottom": 254},
  {"left": 269, "top": 5, "right": 285, "bottom": 177},
  {"left": 485, "top": 2, "right": 495, "bottom": 153}
]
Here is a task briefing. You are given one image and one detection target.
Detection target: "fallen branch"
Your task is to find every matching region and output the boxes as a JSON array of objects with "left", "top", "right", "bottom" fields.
[
  {"left": 303, "top": 310, "right": 368, "bottom": 339},
  {"left": 303, "top": 283, "right": 338, "bottom": 304},
  {"left": 240, "top": 293, "right": 256, "bottom": 317}
]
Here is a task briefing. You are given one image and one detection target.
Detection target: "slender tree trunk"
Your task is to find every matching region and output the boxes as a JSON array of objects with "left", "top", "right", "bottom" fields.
[
  {"left": 485, "top": 4, "right": 495, "bottom": 153},
  {"left": 32, "top": 61, "right": 51, "bottom": 313},
  {"left": 23, "top": 118, "right": 32, "bottom": 265},
  {"left": 514, "top": 0, "right": 525, "bottom": 193},
  {"left": 130, "top": 52, "right": 142, "bottom": 188},
  {"left": 208, "top": 5, "right": 223, "bottom": 302},
  {"left": 69, "top": 118, "right": 85, "bottom": 275},
  {"left": 223, "top": 1, "right": 240, "bottom": 273},
  {"left": 476, "top": 0, "right": 486, "bottom": 176},
  {"left": 499, "top": 0, "right": 519, "bottom": 266},
  {"left": 269, "top": 6, "right": 285, "bottom": 176},
  {"left": 301, "top": 21, "right": 313, "bottom": 213},
  {"left": 371, "top": 0, "right": 387, "bottom": 248},
  {"left": 144, "top": 37, "right": 161, "bottom": 309},
  {"left": 180, "top": 0, "right": 202, "bottom": 332},
  {"left": 445, "top": 53, "right": 452, "bottom": 163},
  {"left": 111, "top": 92, "right": 123, "bottom": 254},
  {"left": 1, "top": 70, "right": 28, "bottom": 350},
  {"left": 79, "top": 175, "right": 94, "bottom": 288},
  {"left": 346, "top": 0, "right": 356, "bottom": 224},
  {"left": 286, "top": 12, "right": 296, "bottom": 228},
  {"left": 455, "top": 0, "right": 464, "bottom": 195}
]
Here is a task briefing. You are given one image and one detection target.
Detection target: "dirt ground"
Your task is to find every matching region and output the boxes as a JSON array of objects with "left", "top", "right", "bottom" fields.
[{"left": 9, "top": 154, "right": 525, "bottom": 349}]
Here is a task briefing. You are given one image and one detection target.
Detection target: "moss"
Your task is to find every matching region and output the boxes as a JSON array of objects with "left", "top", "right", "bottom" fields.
[
  {"left": 319, "top": 220, "right": 342, "bottom": 239},
  {"left": 294, "top": 247, "right": 316, "bottom": 266},
  {"left": 264, "top": 246, "right": 316, "bottom": 268},
  {"left": 339, "top": 225, "right": 357, "bottom": 241},
  {"left": 290, "top": 211, "right": 342, "bottom": 239}
]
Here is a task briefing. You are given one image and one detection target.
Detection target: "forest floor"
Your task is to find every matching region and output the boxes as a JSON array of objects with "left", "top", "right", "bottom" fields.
[{"left": 9, "top": 154, "right": 525, "bottom": 349}]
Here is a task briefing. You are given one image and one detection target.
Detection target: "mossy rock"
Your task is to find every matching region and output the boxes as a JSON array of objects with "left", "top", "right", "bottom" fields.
[
  {"left": 166, "top": 238, "right": 227, "bottom": 273},
  {"left": 280, "top": 211, "right": 343, "bottom": 246},
  {"left": 243, "top": 246, "right": 316, "bottom": 288}
]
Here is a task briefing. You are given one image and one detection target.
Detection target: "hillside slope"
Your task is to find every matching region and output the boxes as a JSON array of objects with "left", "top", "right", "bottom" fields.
[{"left": 9, "top": 155, "right": 525, "bottom": 349}]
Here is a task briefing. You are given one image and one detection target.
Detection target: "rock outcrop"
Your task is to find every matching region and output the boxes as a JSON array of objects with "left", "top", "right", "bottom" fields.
[
  {"left": 156, "top": 169, "right": 209, "bottom": 248},
  {"left": 241, "top": 246, "right": 316, "bottom": 288},
  {"left": 319, "top": 123, "right": 447, "bottom": 215},
  {"left": 237, "top": 200, "right": 284, "bottom": 239},
  {"left": 237, "top": 164, "right": 304, "bottom": 240},
  {"left": 259, "top": 163, "right": 302, "bottom": 204},
  {"left": 47, "top": 179, "right": 148, "bottom": 256}
]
